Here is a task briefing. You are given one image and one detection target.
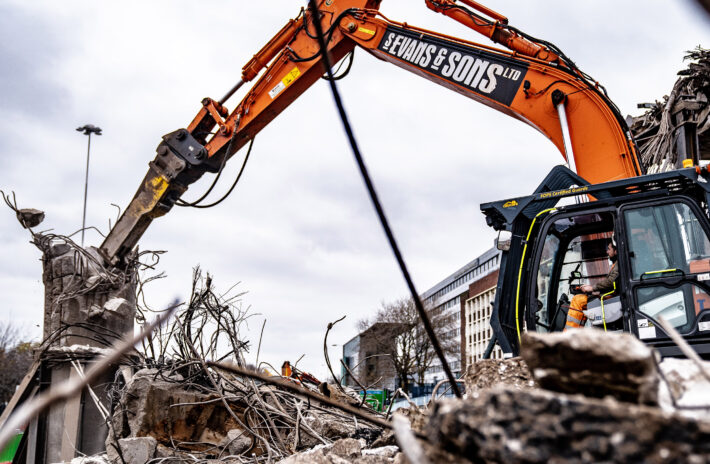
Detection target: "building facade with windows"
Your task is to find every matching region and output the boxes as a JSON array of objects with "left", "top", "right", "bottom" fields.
[
  {"left": 420, "top": 246, "right": 501, "bottom": 383},
  {"left": 341, "top": 322, "right": 402, "bottom": 390},
  {"left": 462, "top": 261, "right": 503, "bottom": 367},
  {"left": 343, "top": 245, "right": 504, "bottom": 398}
]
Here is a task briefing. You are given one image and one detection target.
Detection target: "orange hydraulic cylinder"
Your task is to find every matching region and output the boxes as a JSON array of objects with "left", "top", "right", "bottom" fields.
[
  {"left": 242, "top": 19, "right": 299, "bottom": 82},
  {"left": 456, "top": 0, "right": 508, "bottom": 23},
  {"left": 424, "top": 0, "right": 559, "bottom": 63}
]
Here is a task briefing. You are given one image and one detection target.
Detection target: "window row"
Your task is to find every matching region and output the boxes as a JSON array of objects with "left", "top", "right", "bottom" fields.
[{"left": 426, "top": 255, "right": 500, "bottom": 304}]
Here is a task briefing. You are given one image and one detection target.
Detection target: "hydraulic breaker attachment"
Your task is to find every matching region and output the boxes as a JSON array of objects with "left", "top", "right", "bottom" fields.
[{"left": 100, "top": 129, "right": 217, "bottom": 266}]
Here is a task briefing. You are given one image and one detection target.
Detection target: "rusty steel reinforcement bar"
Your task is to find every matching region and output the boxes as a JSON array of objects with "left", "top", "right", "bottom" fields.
[{"left": 207, "top": 361, "right": 427, "bottom": 436}]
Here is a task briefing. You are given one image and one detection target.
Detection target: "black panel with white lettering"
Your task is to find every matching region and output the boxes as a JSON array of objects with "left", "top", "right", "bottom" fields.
[{"left": 377, "top": 26, "right": 528, "bottom": 106}]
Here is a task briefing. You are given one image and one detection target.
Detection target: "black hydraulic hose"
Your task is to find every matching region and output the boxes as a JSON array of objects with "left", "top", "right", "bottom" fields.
[
  {"left": 186, "top": 138, "right": 255, "bottom": 209},
  {"left": 307, "top": 0, "right": 462, "bottom": 398},
  {"left": 289, "top": 8, "right": 359, "bottom": 63},
  {"left": 323, "top": 50, "right": 355, "bottom": 81},
  {"left": 176, "top": 130, "right": 238, "bottom": 207}
]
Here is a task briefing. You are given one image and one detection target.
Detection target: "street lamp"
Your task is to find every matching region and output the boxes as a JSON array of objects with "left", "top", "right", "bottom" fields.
[{"left": 76, "top": 124, "right": 102, "bottom": 246}]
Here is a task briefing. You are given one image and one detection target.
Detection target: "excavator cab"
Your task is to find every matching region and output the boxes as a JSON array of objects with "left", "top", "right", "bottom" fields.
[
  {"left": 482, "top": 165, "right": 710, "bottom": 358},
  {"left": 531, "top": 212, "right": 617, "bottom": 333}
]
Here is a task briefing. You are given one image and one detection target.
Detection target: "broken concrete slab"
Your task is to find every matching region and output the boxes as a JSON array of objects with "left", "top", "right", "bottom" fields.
[
  {"left": 16, "top": 207, "right": 44, "bottom": 228},
  {"left": 108, "top": 368, "right": 246, "bottom": 453},
  {"left": 276, "top": 439, "right": 401, "bottom": 464},
  {"left": 287, "top": 408, "right": 380, "bottom": 450},
  {"left": 106, "top": 436, "right": 157, "bottom": 464},
  {"left": 369, "top": 430, "right": 396, "bottom": 448},
  {"left": 427, "top": 386, "right": 710, "bottom": 464},
  {"left": 521, "top": 329, "right": 659, "bottom": 404},
  {"left": 69, "top": 456, "right": 109, "bottom": 464},
  {"left": 330, "top": 437, "right": 362, "bottom": 459},
  {"left": 393, "top": 405, "right": 429, "bottom": 435},
  {"left": 221, "top": 428, "right": 252, "bottom": 456},
  {"left": 39, "top": 238, "right": 137, "bottom": 347},
  {"left": 361, "top": 446, "right": 399, "bottom": 459},
  {"left": 463, "top": 357, "right": 536, "bottom": 397},
  {"left": 658, "top": 357, "right": 710, "bottom": 420}
]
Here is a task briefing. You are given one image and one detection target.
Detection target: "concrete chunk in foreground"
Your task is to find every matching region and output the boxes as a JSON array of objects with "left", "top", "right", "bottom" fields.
[
  {"left": 427, "top": 387, "right": 710, "bottom": 463},
  {"left": 521, "top": 329, "right": 658, "bottom": 404}
]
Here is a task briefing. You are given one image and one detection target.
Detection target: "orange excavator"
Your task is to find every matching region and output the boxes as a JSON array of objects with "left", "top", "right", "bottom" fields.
[
  {"left": 100, "top": 0, "right": 710, "bottom": 358},
  {"left": 99, "top": 0, "right": 641, "bottom": 264}
]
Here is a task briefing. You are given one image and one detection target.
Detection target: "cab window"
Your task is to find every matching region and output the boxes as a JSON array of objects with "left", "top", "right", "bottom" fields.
[
  {"left": 535, "top": 233, "right": 559, "bottom": 333},
  {"left": 533, "top": 212, "right": 615, "bottom": 332},
  {"left": 624, "top": 202, "right": 710, "bottom": 279},
  {"left": 636, "top": 282, "right": 710, "bottom": 335},
  {"left": 625, "top": 201, "right": 710, "bottom": 335}
]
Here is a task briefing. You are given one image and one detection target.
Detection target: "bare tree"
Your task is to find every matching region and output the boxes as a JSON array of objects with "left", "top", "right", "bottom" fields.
[
  {"left": 358, "top": 297, "right": 458, "bottom": 393},
  {"left": 0, "top": 322, "right": 34, "bottom": 411}
]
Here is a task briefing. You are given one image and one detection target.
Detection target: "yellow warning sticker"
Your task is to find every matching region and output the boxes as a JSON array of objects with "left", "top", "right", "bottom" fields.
[
  {"left": 282, "top": 67, "right": 301, "bottom": 86},
  {"left": 358, "top": 27, "right": 376, "bottom": 36},
  {"left": 269, "top": 67, "right": 301, "bottom": 99}
]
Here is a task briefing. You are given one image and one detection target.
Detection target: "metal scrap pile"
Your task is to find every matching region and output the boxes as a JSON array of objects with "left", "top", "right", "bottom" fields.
[
  {"left": 630, "top": 47, "right": 710, "bottom": 172},
  {"left": 102, "top": 271, "right": 401, "bottom": 464}
]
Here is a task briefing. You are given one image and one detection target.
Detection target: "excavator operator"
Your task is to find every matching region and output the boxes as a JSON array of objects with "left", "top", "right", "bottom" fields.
[{"left": 565, "top": 241, "right": 619, "bottom": 330}]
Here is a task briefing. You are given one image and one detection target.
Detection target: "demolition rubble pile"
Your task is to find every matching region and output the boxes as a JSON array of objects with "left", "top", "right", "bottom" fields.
[
  {"left": 0, "top": 196, "right": 402, "bottom": 463},
  {"left": 630, "top": 47, "right": 710, "bottom": 172},
  {"left": 4, "top": 198, "right": 710, "bottom": 463},
  {"left": 421, "top": 330, "right": 710, "bottom": 464},
  {"left": 99, "top": 329, "right": 710, "bottom": 463},
  {"left": 99, "top": 270, "right": 401, "bottom": 463},
  {"left": 105, "top": 367, "right": 391, "bottom": 463}
]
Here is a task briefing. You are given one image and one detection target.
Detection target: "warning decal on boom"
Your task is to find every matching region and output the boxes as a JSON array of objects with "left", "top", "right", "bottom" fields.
[{"left": 377, "top": 26, "right": 528, "bottom": 106}]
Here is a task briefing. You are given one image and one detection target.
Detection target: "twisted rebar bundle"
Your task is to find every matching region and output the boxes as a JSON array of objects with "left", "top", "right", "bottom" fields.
[{"left": 631, "top": 47, "right": 710, "bottom": 173}]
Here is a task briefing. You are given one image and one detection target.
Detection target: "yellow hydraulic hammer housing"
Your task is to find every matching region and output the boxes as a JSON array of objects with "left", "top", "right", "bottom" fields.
[{"left": 99, "top": 129, "right": 216, "bottom": 265}]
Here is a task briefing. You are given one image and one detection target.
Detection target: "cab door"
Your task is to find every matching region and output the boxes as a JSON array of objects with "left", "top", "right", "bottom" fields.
[
  {"left": 620, "top": 198, "right": 710, "bottom": 356},
  {"left": 527, "top": 210, "right": 617, "bottom": 333}
]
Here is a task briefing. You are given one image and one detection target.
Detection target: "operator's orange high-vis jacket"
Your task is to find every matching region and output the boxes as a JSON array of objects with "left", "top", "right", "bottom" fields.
[{"left": 565, "top": 294, "right": 588, "bottom": 329}]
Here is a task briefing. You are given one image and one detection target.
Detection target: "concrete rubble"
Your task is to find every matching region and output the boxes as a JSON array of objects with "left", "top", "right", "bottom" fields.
[
  {"left": 657, "top": 357, "right": 710, "bottom": 421},
  {"left": 93, "top": 328, "right": 710, "bottom": 464},
  {"left": 520, "top": 330, "right": 659, "bottom": 404},
  {"left": 107, "top": 369, "right": 246, "bottom": 455},
  {"left": 7, "top": 242, "right": 710, "bottom": 464},
  {"left": 630, "top": 47, "right": 710, "bottom": 172},
  {"left": 420, "top": 329, "right": 710, "bottom": 463},
  {"left": 277, "top": 439, "right": 402, "bottom": 464},
  {"left": 104, "top": 367, "right": 384, "bottom": 463},
  {"left": 427, "top": 388, "right": 710, "bottom": 464},
  {"left": 9, "top": 258, "right": 710, "bottom": 464},
  {"left": 463, "top": 356, "right": 537, "bottom": 396}
]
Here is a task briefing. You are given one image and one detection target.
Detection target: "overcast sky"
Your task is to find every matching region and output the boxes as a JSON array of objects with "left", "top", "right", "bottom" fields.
[{"left": 1, "top": 0, "right": 709, "bottom": 379}]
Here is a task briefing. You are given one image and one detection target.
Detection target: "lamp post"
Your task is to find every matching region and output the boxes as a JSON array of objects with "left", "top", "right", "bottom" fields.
[{"left": 76, "top": 124, "right": 102, "bottom": 246}]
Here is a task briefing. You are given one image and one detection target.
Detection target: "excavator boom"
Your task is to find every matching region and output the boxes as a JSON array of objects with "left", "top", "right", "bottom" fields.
[{"left": 100, "top": 0, "right": 642, "bottom": 265}]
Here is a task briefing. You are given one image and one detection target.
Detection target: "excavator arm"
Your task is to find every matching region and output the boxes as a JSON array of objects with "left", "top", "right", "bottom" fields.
[{"left": 100, "top": 0, "right": 642, "bottom": 265}]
